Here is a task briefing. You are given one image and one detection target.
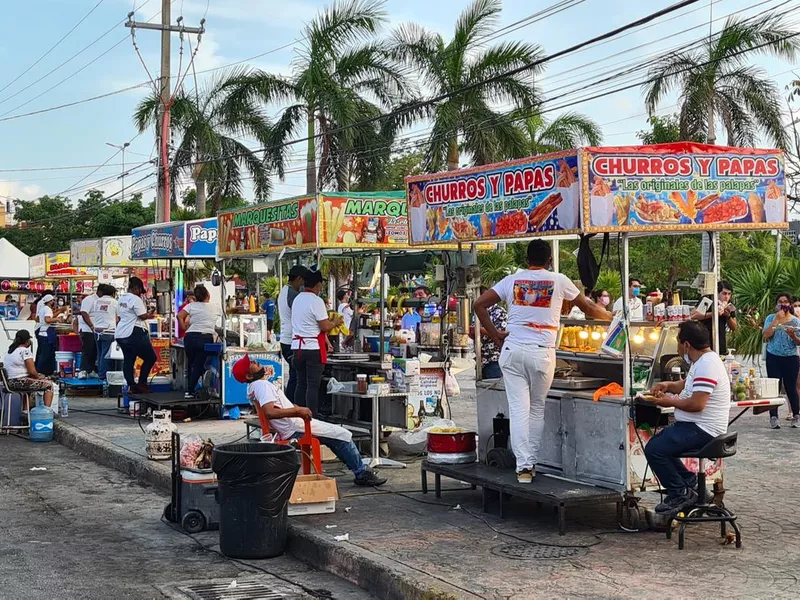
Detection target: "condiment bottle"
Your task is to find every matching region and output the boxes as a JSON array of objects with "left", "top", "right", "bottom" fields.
[{"left": 356, "top": 374, "right": 368, "bottom": 394}]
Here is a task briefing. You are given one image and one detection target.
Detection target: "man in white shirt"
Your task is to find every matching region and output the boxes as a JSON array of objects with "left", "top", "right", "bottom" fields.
[
  {"left": 646, "top": 320, "right": 731, "bottom": 515},
  {"left": 291, "top": 270, "right": 342, "bottom": 416},
  {"left": 612, "top": 277, "right": 644, "bottom": 321},
  {"left": 232, "top": 355, "right": 386, "bottom": 486},
  {"left": 91, "top": 284, "right": 119, "bottom": 381},
  {"left": 278, "top": 265, "right": 310, "bottom": 402},
  {"left": 78, "top": 290, "right": 99, "bottom": 378},
  {"left": 474, "top": 240, "right": 612, "bottom": 484}
]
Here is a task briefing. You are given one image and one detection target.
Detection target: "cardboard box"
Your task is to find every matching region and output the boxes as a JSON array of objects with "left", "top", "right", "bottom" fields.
[
  {"left": 392, "top": 358, "right": 420, "bottom": 376},
  {"left": 288, "top": 474, "right": 339, "bottom": 516}
]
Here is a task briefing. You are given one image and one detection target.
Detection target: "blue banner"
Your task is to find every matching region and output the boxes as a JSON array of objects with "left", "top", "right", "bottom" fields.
[
  {"left": 130, "top": 223, "right": 185, "bottom": 259},
  {"left": 184, "top": 218, "right": 218, "bottom": 258}
]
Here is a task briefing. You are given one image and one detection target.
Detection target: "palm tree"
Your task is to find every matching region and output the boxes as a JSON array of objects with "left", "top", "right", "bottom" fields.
[
  {"left": 478, "top": 249, "right": 517, "bottom": 285},
  {"left": 643, "top": 13, "right": 800, "bottom": 149},
  {"left": 133, "top": 67, "right": 278, "bottom": 215},
  {"left": 389, "top": 0, "right": 543, "bottom": 171},
  {"left": 523, "top": 112, "right": 602, "bottom": 154},
  {"left": 229, "top": 0, "right": 410, "bottom": 193}
]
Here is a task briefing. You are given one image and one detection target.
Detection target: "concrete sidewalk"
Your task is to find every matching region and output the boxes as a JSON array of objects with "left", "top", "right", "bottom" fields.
[{"left": 54, "top": 392, "right": 800, "bottom": 600}]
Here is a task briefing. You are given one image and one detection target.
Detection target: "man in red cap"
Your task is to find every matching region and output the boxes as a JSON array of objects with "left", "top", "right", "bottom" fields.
[{"left": 232, "top": 355, "right": 386, "bottom": 487}]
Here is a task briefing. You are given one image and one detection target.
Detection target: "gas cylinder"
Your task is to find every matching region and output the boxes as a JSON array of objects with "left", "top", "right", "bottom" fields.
[{"left": 145, "top": 410, "right": 177, "bottom": 460}]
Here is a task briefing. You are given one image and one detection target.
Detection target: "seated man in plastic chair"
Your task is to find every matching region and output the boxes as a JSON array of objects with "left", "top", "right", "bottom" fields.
[
  {"left": 644, "top": 320, "right": 731, "bottom": 515},
  {"left": 232, "top": 355, "right": 386, "bottom": 487}
]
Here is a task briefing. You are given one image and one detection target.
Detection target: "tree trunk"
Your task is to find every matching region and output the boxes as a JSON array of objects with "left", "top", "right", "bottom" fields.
[
  {"left": 701, "top": 97, "right": 715, "bottom": 270},
  {"left": 195, "top": 176, "right": 207, "bottom": 216},
  {"left": 446, "top": 137, "right": 459, "bottom": 171},
  {"left": 706, "top": 96, "right": 716, "bottom": 145},
  {"left": 306, "top": 107, "right": 317, "bottom": 194}
]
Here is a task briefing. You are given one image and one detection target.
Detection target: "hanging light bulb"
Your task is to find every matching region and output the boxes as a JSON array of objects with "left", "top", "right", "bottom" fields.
[
  {"left": 578, "top": 329, "right": 589, "bottom": 340},
  {"left": 632, "top": 328, "right": 645, "bottom": 345},
  {"left": 648, "top": 328, "right": 660, "bottom": 341},
  {"left": 590, "top": 328, "right": 601, "bottom": 341}
]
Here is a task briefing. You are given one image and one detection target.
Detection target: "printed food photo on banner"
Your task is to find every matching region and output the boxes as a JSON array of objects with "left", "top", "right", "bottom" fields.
[
  {"left": 218, "top": 196, "right": 318, "bottom": 257},
  {"left": 584, "top": 148, "right": 787, "bottom": 232},
  {"left": 406, "top": 150, "right": 581, "bottom": 245},
  {"left": 320, "top": 193, "right": 409, "bottom": 246}
]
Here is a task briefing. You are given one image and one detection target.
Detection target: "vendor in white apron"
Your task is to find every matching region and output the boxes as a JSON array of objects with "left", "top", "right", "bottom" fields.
[
  {"left": 474, "top": 240, "right": 612, "bottom": 484},
  {"left": 232, "top": 355, "right": 386, "bottom": 487}
]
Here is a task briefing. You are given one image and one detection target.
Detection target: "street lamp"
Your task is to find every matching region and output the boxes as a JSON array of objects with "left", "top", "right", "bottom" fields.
[{"left": 106, "top": 142, "right": 131, "bottom": 201}]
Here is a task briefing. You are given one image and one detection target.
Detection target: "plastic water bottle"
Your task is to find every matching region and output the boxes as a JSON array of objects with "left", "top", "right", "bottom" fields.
[
  {"left": 59, "top": 392, "right": 69, "bottom": 418},
  {"left": 30, "top": 399, "right": 54, "bottom": 442},
  {"left": 103, "top": 381, "right": 109, "bottom": 398}
]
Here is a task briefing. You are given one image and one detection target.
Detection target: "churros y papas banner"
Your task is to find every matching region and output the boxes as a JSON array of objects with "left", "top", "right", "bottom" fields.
[
  {"left": 405, "top": 149, "right": 581, "bottom": 245},
  {"left": 583, "top": 143, "right": 787, "bottom": 233}
]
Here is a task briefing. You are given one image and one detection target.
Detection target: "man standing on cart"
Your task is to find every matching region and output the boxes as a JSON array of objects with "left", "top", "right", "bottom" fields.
[{"left": 474, "top": 240, "right": 612, "bottom": 483}]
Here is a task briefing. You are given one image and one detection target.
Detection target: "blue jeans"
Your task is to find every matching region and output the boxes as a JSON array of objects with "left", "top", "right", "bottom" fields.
[
  {"left": 644, "top": 421, "right": 712, "bottom": 498},
  {"left": 482, "top": 360, "right": 502, "bottom": 379},
  {"left": 116, "top": 328, "right": 156, "bottom": 387},
  {"left": 96, "top": 332, "right": 115, "bottom": 380},
  {"left": 766, "top": 352, "right": 800, "bottom": 417},
  {"left": 281, "top": 343, "right": 297, "bottom": 402},
  {"left": 292, "top": 431, "right": 365, "bottom": 476},
  {"left": 184, "top": 332, "right": 213, "bottom": 393}
]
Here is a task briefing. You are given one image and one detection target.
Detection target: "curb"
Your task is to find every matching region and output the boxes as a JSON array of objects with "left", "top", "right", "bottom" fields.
[{"left": 54, "top": 420, "right": 475, "bottom": 600}]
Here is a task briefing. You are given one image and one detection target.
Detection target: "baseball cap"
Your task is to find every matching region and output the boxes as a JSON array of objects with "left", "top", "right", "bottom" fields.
[
  {"left": 40, "top": 294, "right": 55, "bottom": 304},
  {"left": 231, "top": 354, "right": 251, "bottom": 383},
  {"left": 288, "top": 265, "right": 311, "bottom": 280},
  {"left": 304, "top": 269, "right": 324, "bottom": 287}
]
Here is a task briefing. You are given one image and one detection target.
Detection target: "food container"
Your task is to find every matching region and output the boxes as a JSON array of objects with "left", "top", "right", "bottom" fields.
[
  {"left": 356, "top": 374, "right": 368, "bottom": 394},
  {"left": 427, "top": 428, "right": 477, "bottom": 454},
  {"left": 364, "top": 336, "right": 389, "bottom": 353}
]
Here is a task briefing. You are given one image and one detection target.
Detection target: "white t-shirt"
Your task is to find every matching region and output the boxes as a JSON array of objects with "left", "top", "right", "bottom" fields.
[
  {"left": 78, "top": 294, "right": 98, "bottom": 333},
  {"left": 492, "top": 269, "right": 580, "bottom": 348},
  {"left": 248, "top": 378, "right": 303, "bottom": 441},
  {"left": 36, "top": 304, "right": 53, "bottom": 335},
  {"left": 675, "top": 352, "right": 731, "bottom": 437},
  {"left": 278, "top": 286, "right": 292, "bottom": 344},
  {"left": 5, "top": 345, "right": 34, "bottom": 379},
  {"left": 612, "top": 296, "right": 644, "bottom": 321},
  {"left": 115, "top": 293, "right": 148, "bottom": 339},
  {"left": 290, "top": 292, "right": 329, "bottom": 350},
  {"left": 338, "top": 302, "right": 353, "bottom": 325},
  {"left": 183, "top": 302, "right": 219, "bottom": 335},
  {"left": 91, "top": 297, "right": 118, "bottom": 331}
]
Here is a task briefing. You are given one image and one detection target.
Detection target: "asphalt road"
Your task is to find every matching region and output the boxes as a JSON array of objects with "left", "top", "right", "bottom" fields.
[{"left": 0, "top": 435, "right": 373, "bottom": 600}]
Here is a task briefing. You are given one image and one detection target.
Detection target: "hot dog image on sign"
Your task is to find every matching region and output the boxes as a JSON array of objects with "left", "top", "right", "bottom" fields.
[
  {"left": 406, "top": 150, "right": 581, "bottom": 245},
  {"left": 584, "top": 148, "right": 786, "bottom": 232}
]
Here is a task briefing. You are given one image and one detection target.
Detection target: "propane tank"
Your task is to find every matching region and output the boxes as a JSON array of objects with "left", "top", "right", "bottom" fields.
[{"left": 145, "top": 410, "right": 177, "bottom": 460}]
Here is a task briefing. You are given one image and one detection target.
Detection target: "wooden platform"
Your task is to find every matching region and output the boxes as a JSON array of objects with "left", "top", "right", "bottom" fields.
[{"left": 421, "top": 460, "right": 623, "bottom": 535}]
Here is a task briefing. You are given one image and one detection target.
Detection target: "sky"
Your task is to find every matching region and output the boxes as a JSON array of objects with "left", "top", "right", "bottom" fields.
[{"left": 0, "top": 0, "right": 798, "bottom": 207}]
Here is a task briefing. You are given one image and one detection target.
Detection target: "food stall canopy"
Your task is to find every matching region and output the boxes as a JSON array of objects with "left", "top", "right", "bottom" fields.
[
  {"left": 131, "top": 222, "right": 186, "bottom": 260},
  {"left": 406, "top": 143, "right": 788, "bottom": 244},
  {"left": 217, "top": 191, "right": 467, "bottom": 259},
  {"left": 0, "top": 238, "right": 31, "bottom": 278}
]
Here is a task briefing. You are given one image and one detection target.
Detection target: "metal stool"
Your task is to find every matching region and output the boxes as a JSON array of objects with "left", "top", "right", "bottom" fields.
[{"left": 666, "top": 431, "right": 741, "bottom": 549}]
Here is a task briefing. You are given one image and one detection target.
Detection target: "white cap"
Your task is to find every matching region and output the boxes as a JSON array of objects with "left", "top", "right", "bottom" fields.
[{"left": 40, "top": 294, "right": 55, "bottom": 304}]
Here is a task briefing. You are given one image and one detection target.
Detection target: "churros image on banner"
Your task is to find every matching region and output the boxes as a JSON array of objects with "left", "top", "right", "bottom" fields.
[
  {"left": 555, "top": 159, "right": 579, "bottom": 229},
  {"left": 590, "top": 176, "right": 614, "bottom": 226}
]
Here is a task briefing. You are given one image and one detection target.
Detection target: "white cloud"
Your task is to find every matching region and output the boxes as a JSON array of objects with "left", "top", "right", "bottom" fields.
[
  {"left": 0, "top": 181, "right": 44, "bottom": 202},
  {"left": 181, "top": 0, "right": 319, "bottom": 27}
]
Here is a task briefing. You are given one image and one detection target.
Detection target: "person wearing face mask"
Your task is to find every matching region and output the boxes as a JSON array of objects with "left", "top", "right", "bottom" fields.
[
  {"left": 612, "top": 278, "right": 644, "bottom": 321},
  {"left": 232, "top": 355, "right": 387, "bottom": 487},
  {"left": 762, "top": 293, "right": 800, "bottom": 429},
  {"left": 474, "top": 240, "right": 612, "bottom": 484},
  {"left": 35, "top": 293, "right": 69, "bottom": 376},
  {"left": 644, "top": 320, "right": 730, "bottom": 515}
]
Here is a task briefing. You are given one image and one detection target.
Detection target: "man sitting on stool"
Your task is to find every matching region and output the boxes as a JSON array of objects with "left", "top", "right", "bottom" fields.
[
  {"left": 645, "top": 321, "right": 731, "bottom": 515},
  {"left": 232, "top": 355, "right": 387, "bottom": 487}
]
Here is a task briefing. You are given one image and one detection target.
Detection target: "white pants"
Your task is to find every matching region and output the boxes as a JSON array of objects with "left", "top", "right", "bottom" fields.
[{"left": 499, "top": 344, "right": 555, "bottom": 472}]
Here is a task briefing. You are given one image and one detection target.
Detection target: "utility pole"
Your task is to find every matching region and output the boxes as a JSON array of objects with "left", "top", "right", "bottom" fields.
[
  {"left": 126, "top": 3, "right": 204, "bottom": 223},
  {"left": 106, "top": 142, "right": 130, "bottom": 201}
]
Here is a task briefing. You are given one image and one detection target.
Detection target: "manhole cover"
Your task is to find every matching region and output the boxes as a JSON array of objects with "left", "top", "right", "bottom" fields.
[
  {"left": 491, "top": 542, "right": 588, "bottom": 560},
  {"left": 179, "top": 580, "right": 290, "bottom": 600}
]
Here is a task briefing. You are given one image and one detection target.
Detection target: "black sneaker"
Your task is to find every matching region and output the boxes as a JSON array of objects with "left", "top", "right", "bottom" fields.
[
  {"left": 654, "top": 489, "right": 697, "bottom": 515},
  {"left": 354, "top": 469, "right": 387, "bottom": 487}
]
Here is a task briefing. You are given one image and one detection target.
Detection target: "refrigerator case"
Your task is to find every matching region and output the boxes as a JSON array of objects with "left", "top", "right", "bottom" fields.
[{"left": 222, "top": 349, "right": 283, "bottom": 406}]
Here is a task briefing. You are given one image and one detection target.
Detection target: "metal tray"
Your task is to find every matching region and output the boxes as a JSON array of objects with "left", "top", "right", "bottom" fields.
[{"left": 550, "top": 376, "right": 607, "bottom": 390}]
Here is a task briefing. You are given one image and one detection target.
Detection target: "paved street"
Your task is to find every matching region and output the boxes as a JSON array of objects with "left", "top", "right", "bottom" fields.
[{"left": 0, "top": 435, "right": 373, "bottom": 600}]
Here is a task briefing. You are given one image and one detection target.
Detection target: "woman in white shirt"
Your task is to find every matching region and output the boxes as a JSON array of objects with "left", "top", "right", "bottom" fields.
[
  {"left": 5, "top": 329, "right": 54, "bottom": 406},
  {"left": 177, "top": 284, "right": 219, "bottom": 399},
  {"left": 34, "top": 293, "right": 68, "bottom": 376},
  {"left": 115, "top": 277, "right": 157, "bottom": 393}
]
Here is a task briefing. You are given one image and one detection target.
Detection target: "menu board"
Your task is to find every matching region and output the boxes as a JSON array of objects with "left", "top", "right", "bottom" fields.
[
  {"left": 218, "top": 196, "right": 318, "bottom": 258},
  {"left": 406, "top": 150, "right": 581, "bottom": 245},
  {"left": 583, "top": 147, "right": 787, "bottom": 232},
  {"left": 70, "top": 239, "right": 102, "bottom": 267},
  {"left": 319, "top": 193, "right": 409, "bottom": 247}
]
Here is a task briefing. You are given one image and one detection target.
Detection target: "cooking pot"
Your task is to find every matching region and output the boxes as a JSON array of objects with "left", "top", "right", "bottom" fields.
[{"left": 427, "top": 429, "right": 476, "bottom": 454}]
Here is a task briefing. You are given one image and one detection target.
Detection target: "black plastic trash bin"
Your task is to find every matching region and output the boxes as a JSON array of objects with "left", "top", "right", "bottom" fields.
[{"left": 212, "top": 442, "right": 299, "bottom": 559}]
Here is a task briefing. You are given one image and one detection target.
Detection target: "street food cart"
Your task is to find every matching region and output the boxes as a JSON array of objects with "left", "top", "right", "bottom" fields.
[
  {"left": 218, "top": 191, "right": 452, "bottom": 463},
  {"left": 409, "top": 142, "right": 788, "bottom": 530}
]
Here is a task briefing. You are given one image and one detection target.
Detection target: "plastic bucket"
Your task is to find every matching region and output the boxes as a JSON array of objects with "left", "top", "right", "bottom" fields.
[{"left": 55, "top": 351, "right": 74, "bottom": 378}]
